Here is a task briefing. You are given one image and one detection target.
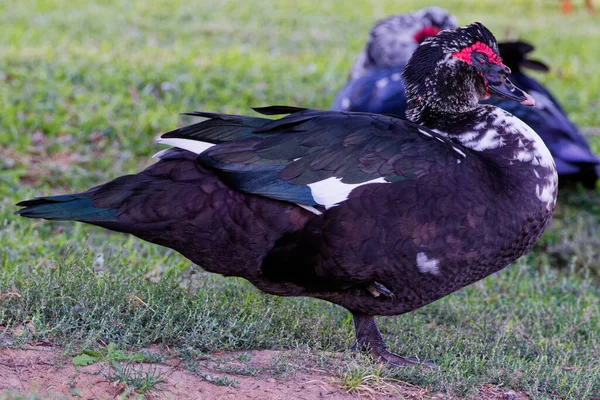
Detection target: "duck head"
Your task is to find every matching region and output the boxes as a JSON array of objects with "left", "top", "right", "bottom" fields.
[
  {"left": 411, "top": 7, "right": 458, "bottom": 44},
  {"left": 403, "top": 22, "right": 535, "bottom": 122},
  {"left": 350, "top": 7, "right": 457, "bottom": 79}
]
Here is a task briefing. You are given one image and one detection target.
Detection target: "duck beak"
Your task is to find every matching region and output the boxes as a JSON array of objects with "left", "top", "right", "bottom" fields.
[
  {"left": 488, "top": 76, "right": 536, "bottom": 106},
  {"left": 483, "top": 63, "right": 536, "bottom": 107}
]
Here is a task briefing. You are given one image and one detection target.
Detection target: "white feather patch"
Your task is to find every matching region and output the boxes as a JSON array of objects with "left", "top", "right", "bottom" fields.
[
  {"left": 416, "top": 252, "right": 440, "bottom": 275},
  {"left": 307, "top": 177, "right": 387, "bottom": 209},
  {"left": 536, "top": 181, "right": 557, "bottom": 211},
  {"left": 490, "top": 108, "right": 554, "bottom": 169},
  {"left": 156, "top": 138, "right": 215, "bottom": 155},
  {"left": 151, "top": 148, "right": 172, "bottom": 159},
  {"left": 536, "top": 183, "right": 555, "bottom": 205},
  {"left": 341, "top": 97, "right": 351, "bottom": 110},
  {"left": 295, "top": 203, "right": 323, "bottom": 215},
  {"left": 452, "top": 146, "right": 466, "bottom": 158},
  {"left": 376, "top": 77, "right": 389, "bottom": 88},
  {"left": 470, "top": 128, "right": 504, "bottom": 151},
  {"left": 418, "top": 128, "right": 433, "bottom": 138}
]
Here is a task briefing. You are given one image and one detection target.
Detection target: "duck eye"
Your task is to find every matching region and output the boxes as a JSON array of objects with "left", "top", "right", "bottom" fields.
[{"left": 473, "top": 52, "right": 487, "bottom": 65}]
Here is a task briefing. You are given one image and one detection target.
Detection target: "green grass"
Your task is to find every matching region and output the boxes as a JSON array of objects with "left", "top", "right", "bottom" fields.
[
  {"left": 1, "top": 0, "right": 600, "bottom": 398},
  {"left": 105, "top": 360, "right": 164, "bottom": 394}
]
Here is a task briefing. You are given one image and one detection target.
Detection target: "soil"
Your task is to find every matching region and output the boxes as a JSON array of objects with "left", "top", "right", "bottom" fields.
[{"left": 0, "top": 345, "right": 529, "bottom": 400}]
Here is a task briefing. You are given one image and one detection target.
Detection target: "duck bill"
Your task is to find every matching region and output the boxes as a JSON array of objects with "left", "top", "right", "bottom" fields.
[{"left": 488, "top": 78, "right": 536, "bottom": 106}]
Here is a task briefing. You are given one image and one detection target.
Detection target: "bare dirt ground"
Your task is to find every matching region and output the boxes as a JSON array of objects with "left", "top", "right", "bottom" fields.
[{"left": 0, "top": 345, "right": 529, "bottom": 400}]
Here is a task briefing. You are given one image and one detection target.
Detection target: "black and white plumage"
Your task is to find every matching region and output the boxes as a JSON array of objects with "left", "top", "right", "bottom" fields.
[
  {"left": 484, "top": 41, "right": 600, "bottom": 188},
  {"left": 332, "top": 9, "right": 598, "bottom": 188},
  {"left": 16, "top": 23, "right": 557, "bottom": 367},
  {"left": 330, "top": 7, "right": 457, "bottom": 115}
]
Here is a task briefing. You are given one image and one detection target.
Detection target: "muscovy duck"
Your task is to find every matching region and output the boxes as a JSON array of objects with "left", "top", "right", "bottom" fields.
[
  {"left": 330, "top": 7, "right": 456, "bottom": 115},
  {"left": 484, "top": 41, "right": 600, "bottom": 188},
  {"left": 17, "top": 23, "right": 558, "bottom": 367},
  {"left": 333, "top": 11, "right": 599, "bottom": 188}
]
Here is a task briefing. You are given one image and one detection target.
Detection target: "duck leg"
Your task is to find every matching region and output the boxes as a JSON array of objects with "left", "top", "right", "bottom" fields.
[{"left": 351, "top": 313, "right": 435, "bottom": 368}]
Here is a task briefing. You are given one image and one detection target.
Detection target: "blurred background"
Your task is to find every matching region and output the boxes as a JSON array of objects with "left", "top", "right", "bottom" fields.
[
  {"left": 0, "top": 0, "right": 599, "bottom": 397},
  {"left": 2, "top": 0, "right": 599, "bottom": 270}
]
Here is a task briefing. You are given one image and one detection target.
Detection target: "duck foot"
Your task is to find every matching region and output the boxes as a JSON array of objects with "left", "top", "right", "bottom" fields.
[{"left": 351, "top": 313, "right": 436, "bottom": 369}]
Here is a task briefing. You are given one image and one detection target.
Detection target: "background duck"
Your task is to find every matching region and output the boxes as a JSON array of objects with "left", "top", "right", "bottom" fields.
[
  {"left": 331, "top": 8, "right": 599, "bottom": 188},
  {"left": 16, "top": 23, "right": 557, "bottom": 366},
  {"left": 330, "top": 6, "right": 456, "bottom": 115}
]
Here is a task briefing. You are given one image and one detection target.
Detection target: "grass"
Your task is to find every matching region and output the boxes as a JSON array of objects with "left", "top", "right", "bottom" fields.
[
  {"left": 0, "top": 0, "right": 600, "bottom": 398},
  {"left": 70, "top": 343, "right": 166, "bottom": 394},
  {"left": 105, "top": 360, "right": 164, "bottom": 394}
]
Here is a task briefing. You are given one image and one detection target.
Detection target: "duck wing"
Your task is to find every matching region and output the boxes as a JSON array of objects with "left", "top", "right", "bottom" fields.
[{"left": 160, "top": 108, "right": 466, "bottom": 210}]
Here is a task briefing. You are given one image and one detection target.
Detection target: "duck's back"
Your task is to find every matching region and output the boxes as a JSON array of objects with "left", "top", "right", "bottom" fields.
[{"left": 330, "top": 67, "right": 408, "bottom": 116}]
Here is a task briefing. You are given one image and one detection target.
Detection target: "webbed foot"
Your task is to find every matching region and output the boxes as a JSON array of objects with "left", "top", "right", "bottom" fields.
[
  {"left": 351, "top": 313, "right": 436, "bottom": 369},
  {"left": 375, "top": 348, "right": 437, "bottom": 369}
]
